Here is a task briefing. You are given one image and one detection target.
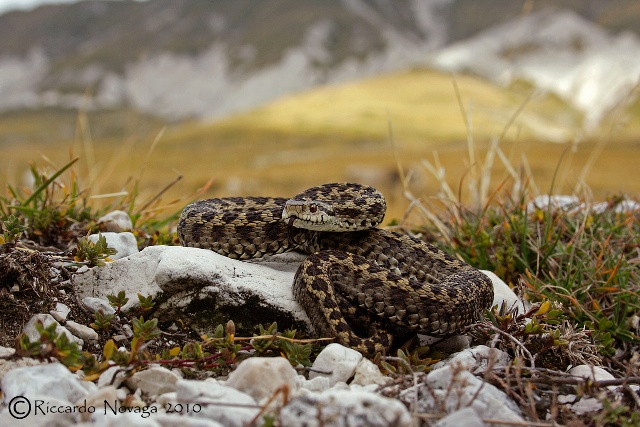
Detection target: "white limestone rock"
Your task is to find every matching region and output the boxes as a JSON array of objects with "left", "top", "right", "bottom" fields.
[
  {"left": 2, "top": 362, "right": 89, "bottom": 405},
  {"left": 570, "top": 397, "right": 603, "bottom": 415},
  {"left": 78, "top": 385, "right": 120, "bottom": 423},
  {"left": 528, "top": 195, "right": 580, "bottom": 212},
  {"left": 171, "top": 379, "right": 260, "bottom": 427},
  {"left": 72, "top": 246, "right": 310, "bottom": 331},
  {"left": 89, "top": 231, "right": 139, "bottom": 260},
  {"left": 82, "top": 296, "right": 117, "bottom": 315},
  {"left": 435, "top": 407, "right": 484, "bottom": 427},
  {"left": 1, "top": 394, "right": 77, "bottom": 426},
  {"left": 280, "top": 389, "right": 412, "bottom": 427},
  {"left": 351, "top": 358, "right": 390, "bottom": 386},
  {"left": 154, "top": 414, "right": 224, "bottom": 427},
  {"left": 96, "top": 411, "right": 163, "bottom": 427},
  {"left": 569, "top": 365, "right": 618, "bottom": 391},
  {"left": 98, "top": 210, "right": 133, "bottom": 232},
  {"left": 72, "top": 247, "right": 167, "bottom": 312},
  {"left": 568, "top": 364, "right": 615, "bottom": 382},
  {"left": 481, "top": 270, "right": 525, "bottom": 315},
  {"left": 309, "top": 343, "right": 363, "bottom": 386},
  {"left": 98, "top": 366, "right": 128, "bottom": 389},
  {"left": 298, "top": 375, "right": 331, "bottom": 393},
  {"left": 415, "top": 364, "right": 523, "bottom": 423},
  {"left": 66, "top": 320, "right": 100, "bottom": 342},
  {"left": 125, "top": 366, "right": 182, "bottom": 398},
  {"left": 433, "top": 345, "right": 512, "bottom": 373},
  {"left": 0, "top": 345, "right": 15, "bottom": 358},
  {"left": 529, "top": 196, "right": 640, "bottom": 216},
  {"left": 50, "top": 302, "right": 71, "bottom": 322},
  {"left": 0, "top": 357, "right": 42, "bottom": 383},
  {"left": 225, "top": 357, "right": 299, "bottom": 405},
  {"left": 23, "top": 313, "right": 83, "bottom": 347}
]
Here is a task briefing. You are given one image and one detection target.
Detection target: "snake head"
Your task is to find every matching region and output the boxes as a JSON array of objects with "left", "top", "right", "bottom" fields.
[{"left": 282, "top": 200, "right": 338, "bottom": 231}]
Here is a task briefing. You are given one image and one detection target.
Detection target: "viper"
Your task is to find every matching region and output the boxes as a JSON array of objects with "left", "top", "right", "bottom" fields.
[{"left": 177, "top": 183, "right": 494, "bottom": 355}]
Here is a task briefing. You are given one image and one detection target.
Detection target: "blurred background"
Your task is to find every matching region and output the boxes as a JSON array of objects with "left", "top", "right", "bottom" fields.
[{"left": 0, "top": 0, "right": 638, "bottom": 221}]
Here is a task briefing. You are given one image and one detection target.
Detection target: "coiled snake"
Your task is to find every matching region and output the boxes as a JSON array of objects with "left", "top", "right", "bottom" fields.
[{"left": 178, "top": 183, "right": 494, "bottom": 355}]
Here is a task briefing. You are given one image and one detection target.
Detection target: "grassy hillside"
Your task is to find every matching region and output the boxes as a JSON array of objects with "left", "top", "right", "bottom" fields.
[{"left": 1, "top": 68, "right": 638, "bottom": 222}]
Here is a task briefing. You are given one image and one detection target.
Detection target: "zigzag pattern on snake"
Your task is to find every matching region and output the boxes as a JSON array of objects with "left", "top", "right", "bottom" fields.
[{"left": 177, "top": 183, "right": 494, "bottom": 355}]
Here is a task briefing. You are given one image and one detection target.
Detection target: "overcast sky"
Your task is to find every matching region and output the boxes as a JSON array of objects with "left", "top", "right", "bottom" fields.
[
  {"left": 0, "top": 0, "right": 148, "bottom": 15},
  {"left": 0, "top": 0, "right": 75, "bottom": 14}
]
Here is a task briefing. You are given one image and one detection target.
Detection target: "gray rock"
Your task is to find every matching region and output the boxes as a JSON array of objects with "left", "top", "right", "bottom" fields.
[
  {"left": 0, "top": 357, "right": 42, "bottom": 383},
  {"left": 72, "top": 246, "right": 310, "bottom": 332},
  {"left": 435, "top": 407, "right": 484, "bottom": 427},
  {"left": 125, "top": 366, "right": 182, "bottom": 398},
  {"left": 280, "top": 389, "right": 412, "bottom": 427},
  {"left": 568, "top": 365, "right": 616, "bottom": 389},
  {"left": 98, "top": 366, "right": 128, "bottom": 389},
  {"left": 95, "top": 411, "right": 163, "bottom": 427},
  {"left": 225, "top": 357, "right": 299, "bottom": 405},
  {"left": 481, "top": 270, "right": 525, "bottom": 315},
  {"left": 413, "top": 365, "right": 523, "bottom": 423},
  {"left": 98, "top": 210, "right": 133, "bottom": 232},
  {"left": 65, "top": 320, "right": 100, "bottom": 342},
  {"left": 527, "top": 195, "right": 580, "bottom": 212},
  {"left": 351, "top": 358, "right": 390, "bottom": 386},
  {"left": 2, "top": 362, "right": 89, "bottom": 405},
  {"left": 89, "top": 232, "right": 139, "bottom": 260},
  {"left": 170, "top": 379, "right": 260, "bottom": 427},
  {"left": 433, "top": 345, "right": 511, "bottom": 373},
  {"left": 309, "top": 343, "right": 363, "bottom": 386},
  {"left": 23, "top": 314, "right": 83, "bottom": 347},
  {"left": 298, "top": 375, "right": 331, "bottom": 393},
  {"left": 81, "top": 297, "right": 116, "bottom": 315},
  {"left": 0, "top": 345, "right": 15, "bottom": 358},
  {"left": 569, "top": 397, "right": 603, "bottom": 415},
  {"left": 568, "top": 364, "right": 638, "bottom": 398},
  {"left": 78, "top": 385, "right": 120, "bottom": 423},
  {"left": 0, "top": 394, "right": 77, "bottom": 426},
  {"left": 49, "top": 302, "right": 71, "bottom": 322},
  {"left": 154, "top": 414, "right": 224, "bottom": 427}
]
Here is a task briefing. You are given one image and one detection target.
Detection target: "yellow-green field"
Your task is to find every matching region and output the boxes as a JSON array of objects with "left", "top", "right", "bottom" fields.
[{"left": 1, "top": 68, "right": 638, "bottom": 222}]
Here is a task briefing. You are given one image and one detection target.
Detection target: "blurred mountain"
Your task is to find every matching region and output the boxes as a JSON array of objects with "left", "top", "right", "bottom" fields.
[
  {"left": 0, "top": 0, "right": 638, "bottom": 125},
  {"left": 429, "top": 7, "right": 640, "bottom": 131}
]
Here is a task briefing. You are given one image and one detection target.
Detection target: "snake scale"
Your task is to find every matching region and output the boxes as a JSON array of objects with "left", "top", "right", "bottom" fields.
[{"left": 177, "top": 183, "right": 494, "bottom": 355}]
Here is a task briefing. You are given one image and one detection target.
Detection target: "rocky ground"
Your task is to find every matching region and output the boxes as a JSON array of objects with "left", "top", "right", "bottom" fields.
[{"left": 0, "top": 208, "right": 637, "bottom": 426}]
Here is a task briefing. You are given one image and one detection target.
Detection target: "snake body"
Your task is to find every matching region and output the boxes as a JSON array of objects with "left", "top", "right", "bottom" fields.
[{"left": 178, "top": 183, "right": 494, "bottom": 355}]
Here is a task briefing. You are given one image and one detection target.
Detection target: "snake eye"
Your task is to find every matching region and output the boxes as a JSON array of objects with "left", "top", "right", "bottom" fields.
[{"left": 309, "top": 204, "right": 317, "bottom": 213}]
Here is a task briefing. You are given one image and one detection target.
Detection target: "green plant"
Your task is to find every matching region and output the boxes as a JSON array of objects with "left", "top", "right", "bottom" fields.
[
  {"left": 1, "top": 158, "right": 97, "bottom": 248},
  {"left": 472, "top": 300, "right": 601, "bottom": 369},
  {"left": 595, "top": 399, "right": 640, "bottom": 427},
  {"left": 250, "top": 322, "right": 314, "bottom": 367},
  {"left": 90, "top": 311, "right": 115, "bottom": 330},
  {"left": 415, "top": 183, "right": 639, "bottom": 355},
  {"left": 106, "top": 290, "right": 129, "bottom": 314},
  {"left": 0, "top": 215, "right": 27, "bottom": 245},
  {"left": 132, "top": 316, "right": 162, "bottom": 341},
  {"left": 379, "top": 347, "right": 436, "bottom": 375},
  {"left": 136, "top": 293, "right": 155, "bottom": 313},
  {"left": 74, "top": 232, "right": 118, "bottom": 266},
  {"left": 15, "top": 321, "right": 83, "bottom": 370}
]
